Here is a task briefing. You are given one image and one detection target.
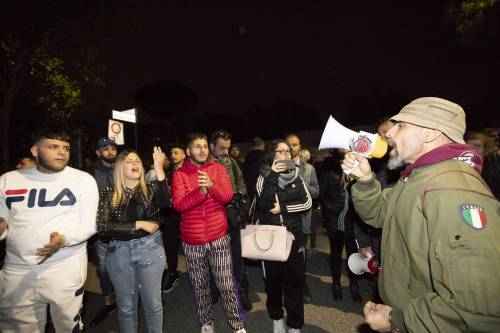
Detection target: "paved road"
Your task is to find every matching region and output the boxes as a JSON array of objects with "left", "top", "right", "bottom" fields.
[{"left": 82, "top": 220, "right": 377, "bottom": 333}]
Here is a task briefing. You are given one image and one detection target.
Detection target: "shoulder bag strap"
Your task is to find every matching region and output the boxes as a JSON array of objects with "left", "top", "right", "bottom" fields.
[{"left": 248, "top": 196, "right": 257, "bottom": 224}]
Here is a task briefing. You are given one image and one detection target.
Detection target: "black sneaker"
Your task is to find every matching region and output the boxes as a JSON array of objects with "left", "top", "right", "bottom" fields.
[
  {"left": 240, "top": 294, "right": 253, "bottom": 311},
  {"left": 89, "top": 303, "right": 117, "bottom": 327},
  {"left": 162, "top": 271, "right": 180, "bottom": 293}
]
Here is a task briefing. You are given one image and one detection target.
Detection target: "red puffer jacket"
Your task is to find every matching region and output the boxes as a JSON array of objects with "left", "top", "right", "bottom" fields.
[{"left": 171, "top": 158, "right": 233, "bottom": 245}]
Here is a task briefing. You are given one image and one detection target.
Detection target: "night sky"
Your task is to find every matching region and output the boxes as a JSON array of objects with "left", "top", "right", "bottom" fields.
[
  {"left": 77, "top": 1, "right": 498, "bottom": 133},
  {"left": 1, "top": 0, "right": 499, "bottom": 169}
]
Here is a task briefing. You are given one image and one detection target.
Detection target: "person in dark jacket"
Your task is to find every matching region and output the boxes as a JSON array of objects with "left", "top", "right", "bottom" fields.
[
  {"left": 466, "top": 131, "right": 500, "bottom": 199},
  {"left": 89, "top": 137, "right": 118, "bottom": 327},
  {"left": 160, "top": 143, "right": 186, "bottom": 293},
  {"left": 97, "top": 147, "right": 169, "bottom": 333},
  {"left": 243, "top": 137, "right": 266, "bottom": 202},
  {"left": 319, "top": 149, "right": 364, "bottom": 303},
  {"left": 256, "top": 139, "right": 312, "bottom": 333}
]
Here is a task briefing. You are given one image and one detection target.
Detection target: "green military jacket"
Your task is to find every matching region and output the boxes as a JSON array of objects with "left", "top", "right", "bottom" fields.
[
  {"left": 352, "top": 159, "right": 500, "bottom": 333},
  {"left": 213, "top": 155, "right": 246, "bottom": 196}
]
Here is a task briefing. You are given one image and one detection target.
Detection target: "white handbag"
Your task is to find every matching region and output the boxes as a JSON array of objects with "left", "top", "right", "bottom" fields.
[{"left": 240, "top": 194, "right": 295, "bottom": 262}]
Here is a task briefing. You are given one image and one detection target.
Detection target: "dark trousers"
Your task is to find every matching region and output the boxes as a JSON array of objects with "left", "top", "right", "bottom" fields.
[
  {"left": 262, "top": 238, "right": 305, "bottom": 329},
  {"left": 93, "top": 238, "right": 115, "bottom": 297},
  {"left": 327, "top": 229, "right": 358, "bottom": 285},
  {"left": 229, "top": 228, "right": 249, "bottom": 296},
  {"left": 310, "top": 212, "right": 317, "bottom": 249},
  {"left": 163, "top": 212, "right": 180, "bottom": 272},
  {"left": 0, "top": 240, "right": 5, "bottom": 269},
  {"left": 226, "top": 206, "right": 249, "bottom": 296}
]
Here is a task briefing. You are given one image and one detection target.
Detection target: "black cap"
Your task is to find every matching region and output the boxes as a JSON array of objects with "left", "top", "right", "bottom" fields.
[{"left": 96, "top": 137, "right": 117, "bottom": 149}]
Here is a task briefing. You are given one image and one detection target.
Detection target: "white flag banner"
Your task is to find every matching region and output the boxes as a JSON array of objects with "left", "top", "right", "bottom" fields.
[
  {"left": 112, "top": 108, "right": 136, "bottom": 123},
  {"left": 108, "top": 119, "right": 124, "bottom": 145}
]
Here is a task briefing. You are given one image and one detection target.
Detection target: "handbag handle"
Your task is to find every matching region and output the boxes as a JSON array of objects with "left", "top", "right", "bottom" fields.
[
  {"left": 275, "top": 193, "right": 284, "bottom": 226},
  {"left": 253, "top": 229, "right": 276, "bottom": 251}
]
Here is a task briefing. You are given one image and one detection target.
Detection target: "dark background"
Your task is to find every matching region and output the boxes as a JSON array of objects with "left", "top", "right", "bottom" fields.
[{"left": 1, "top": 0, "right": 499, "bottom": 169}]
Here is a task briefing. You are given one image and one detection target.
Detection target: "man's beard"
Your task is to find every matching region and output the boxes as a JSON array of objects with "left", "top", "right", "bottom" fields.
[
  {"left": 387, "top": 148, "right": 404, "bottom": 170},
  {"left": 190, "top": 155, "right": 208, "bottom": 165},
  {"left": 214, "top": 153, "right": 228, "bottom": 160},
  {"left": 102, "top": 156, "right": 116, "bottom": 164}
]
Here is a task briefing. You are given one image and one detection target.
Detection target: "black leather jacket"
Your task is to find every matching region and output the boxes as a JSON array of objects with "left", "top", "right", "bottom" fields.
[{"left": 97, "top": 180, "right": 170, "bottom": 241}]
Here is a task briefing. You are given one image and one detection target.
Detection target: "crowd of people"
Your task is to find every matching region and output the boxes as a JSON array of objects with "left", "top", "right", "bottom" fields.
[{"left": 0, "top": 96, "right": 499, "bottom": 333}]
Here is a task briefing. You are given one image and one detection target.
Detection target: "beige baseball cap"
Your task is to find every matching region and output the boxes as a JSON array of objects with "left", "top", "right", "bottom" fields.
[{"left": 390, "top": 97, "right": 466, "bottom": 144}]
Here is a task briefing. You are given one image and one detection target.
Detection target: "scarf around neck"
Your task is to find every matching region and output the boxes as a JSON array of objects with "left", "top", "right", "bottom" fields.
[
  {"left": 401, "top": 143, "right": 483, "bottom": 177},
  {"left": 260, "top": 163, "right": 300, "bottom": 189}
]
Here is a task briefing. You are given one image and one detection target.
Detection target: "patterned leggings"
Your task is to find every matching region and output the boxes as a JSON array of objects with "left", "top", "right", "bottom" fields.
[{"left": 183, "top": 235, "right": 245, "bottom": 330}]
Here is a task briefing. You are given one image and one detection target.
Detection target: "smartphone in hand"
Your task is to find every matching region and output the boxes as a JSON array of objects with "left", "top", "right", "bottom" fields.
[{"left": 275, "top": 159, "right": 296, "bottom": 171}]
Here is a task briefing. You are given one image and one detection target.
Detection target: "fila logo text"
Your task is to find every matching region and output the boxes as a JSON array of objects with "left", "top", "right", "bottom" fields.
[{"left": 5, "top": 188, "right": 76, "bottom": 209}]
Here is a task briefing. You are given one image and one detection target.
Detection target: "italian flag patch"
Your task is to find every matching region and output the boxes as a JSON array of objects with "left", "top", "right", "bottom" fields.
[{"left": 459, "top": 204, "right": 487, "bottom": 230}]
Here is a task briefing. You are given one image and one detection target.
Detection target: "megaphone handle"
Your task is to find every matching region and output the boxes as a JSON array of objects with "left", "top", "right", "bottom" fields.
[
  {"left": 343, "top": 151, "right": 360, "bottom": 175},
  {"left": 343, "top": 160, "right": 359, "bottom": 175}
]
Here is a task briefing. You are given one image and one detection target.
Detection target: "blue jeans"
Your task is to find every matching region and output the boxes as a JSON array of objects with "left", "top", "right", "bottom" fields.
[
  {"left": 106, "top": 232, "right": 165, "bottom": 333},
  {"left": 93, "top": 238, "right": 114, "bottom": 297}
]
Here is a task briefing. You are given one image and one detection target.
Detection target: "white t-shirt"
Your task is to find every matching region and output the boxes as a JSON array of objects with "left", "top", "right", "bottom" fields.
[{"left": 0, "top": 166, "right": 98, "bottom": 266}]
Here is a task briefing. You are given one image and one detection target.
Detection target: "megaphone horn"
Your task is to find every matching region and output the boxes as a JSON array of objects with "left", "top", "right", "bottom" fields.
[
  {"left": 318, "top": 116, "right": 388, "bottom": 175},
  {"left": 348, "top": 253, "right": 380, "bottom": 275},
  {"left": 318, "top": 116, "right": 359, "bottom": 151}
]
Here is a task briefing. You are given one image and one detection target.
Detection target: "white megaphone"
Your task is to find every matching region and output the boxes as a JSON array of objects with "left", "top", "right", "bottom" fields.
[
  {"left": 348, "top": 253, "right": 380, "bottom": 275},
  {"left": 318, "top": 116, "right": 388, "bottom": 174}
]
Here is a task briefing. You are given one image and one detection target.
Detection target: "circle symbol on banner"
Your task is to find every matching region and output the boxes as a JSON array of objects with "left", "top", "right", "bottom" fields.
[{"left": 111, "top": 122, "right": 121, "bottom": 135}]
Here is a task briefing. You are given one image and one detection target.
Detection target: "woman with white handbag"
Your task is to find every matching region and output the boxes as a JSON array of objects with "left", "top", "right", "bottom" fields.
[{"left": 255, "top": 139, "right": 312, "bottom": 333}]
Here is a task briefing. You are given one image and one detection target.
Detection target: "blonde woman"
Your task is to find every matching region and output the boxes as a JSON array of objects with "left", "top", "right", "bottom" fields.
[{"left": 97, "top": 147, "right": 170, "bottom": 333}]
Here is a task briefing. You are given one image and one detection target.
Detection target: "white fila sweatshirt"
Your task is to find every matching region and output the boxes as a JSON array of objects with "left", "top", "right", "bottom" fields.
[{"left": 0, "top": 166, "right": 98, "bottom": 266}]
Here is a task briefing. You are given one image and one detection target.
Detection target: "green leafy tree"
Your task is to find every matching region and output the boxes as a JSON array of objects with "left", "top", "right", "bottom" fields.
[
  {"left": 447, "top": 0, "right": 500, "bottom": 50},
  {"left": 0, "top": 1, "right": 111, "bottom": 172}
]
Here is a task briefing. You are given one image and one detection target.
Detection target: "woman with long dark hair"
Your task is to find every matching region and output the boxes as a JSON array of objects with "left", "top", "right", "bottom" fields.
[
  {"left": 255, "top": 139, "right": 312, "bottom": 333},
  {"left": 97, "top": 147, "right": 170, "bottom": 333}
]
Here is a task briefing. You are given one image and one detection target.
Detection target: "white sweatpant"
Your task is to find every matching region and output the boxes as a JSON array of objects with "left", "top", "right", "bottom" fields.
[{"left": 0, "top": 253, "right": 87, "bottom": 333}]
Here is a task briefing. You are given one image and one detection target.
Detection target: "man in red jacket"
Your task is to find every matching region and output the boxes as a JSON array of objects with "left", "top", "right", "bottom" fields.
[{"left": 171, "top": 133, "right": 246, "bottom": 333}]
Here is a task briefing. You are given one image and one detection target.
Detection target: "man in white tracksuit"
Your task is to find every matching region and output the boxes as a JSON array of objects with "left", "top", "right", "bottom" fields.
[{"left": 0, "top": 129, "right": 99, "bottom": 333}]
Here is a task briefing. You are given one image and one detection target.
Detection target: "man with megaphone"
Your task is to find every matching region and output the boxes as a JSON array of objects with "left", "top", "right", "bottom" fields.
[{"left": 341, "top": 97, "right": 500, "bottom": 333}]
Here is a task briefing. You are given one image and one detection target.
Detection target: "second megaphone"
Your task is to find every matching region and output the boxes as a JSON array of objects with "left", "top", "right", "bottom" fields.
[
  {"left": 347, "top": 253, "right": 380, "bottom": 275},
  {"left": 318, "top": 116, "right": 388, "bottom": 158}
]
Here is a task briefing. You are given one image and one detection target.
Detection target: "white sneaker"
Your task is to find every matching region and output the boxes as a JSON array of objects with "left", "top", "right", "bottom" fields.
[
  {"left": 273, "top": 318, "right": 287, "bottom": 333},
  {"left": 234, "top": 329, "right": 246, "bottom": 333},
  {"left": 201, "top": 324, "right": 215, "bottom": 333},
  {"left": 288, "top": 328, "right": 301, "bottom": 333}
]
